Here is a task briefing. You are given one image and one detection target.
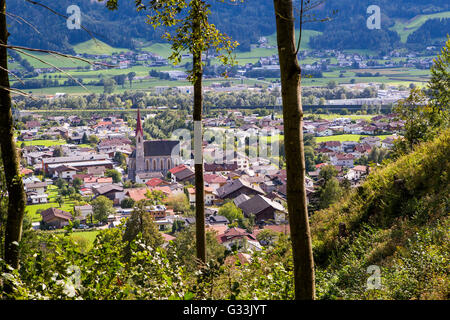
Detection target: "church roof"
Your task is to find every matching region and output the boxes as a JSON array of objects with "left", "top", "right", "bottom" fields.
[{"left": 131, "top": 140, "right": 180, "bottom": 158}]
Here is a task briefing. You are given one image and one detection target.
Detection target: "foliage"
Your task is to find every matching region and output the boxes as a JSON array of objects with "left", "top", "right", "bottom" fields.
[
  {"left": 105, "top": 169, "right": 122, "bottom": 183},
  {"left": 393, "top": 38, "right": 450, "bottom": 157},
  {"left": 311, "top": 129, "right": 450, "bottom": 299},
  {"left": 122, "top": 201, "right": 164, "bottom": 261},
  {"left": 218, "top": 201, "right": 244, "bottom": 225},
  {"left": 91, "top": 196, "right": 115, "bottom": 223},
  {"left": 166, "top": 193, "right": 190, "bottom": 214},
  {"left": 167, "top": 225, "right": 226, "bottom": 273}
]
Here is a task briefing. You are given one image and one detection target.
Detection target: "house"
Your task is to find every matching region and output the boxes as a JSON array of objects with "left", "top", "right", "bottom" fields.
[
  {"left": 320, "top": 141, "right": 342, "bottom": 152},
  {"left": 346, "top": 165, "right": 368, "bottom": 181},
  {"left": 24, "top": 181, "right": 49, "bottom": 195},
  {"left": 186, "top": 188, "right": 196, "bottom": 204},
  {"left": 40, "top": 207, "right": 73, "bottom": 229},
  {"left": 382, "top": 136, "right": 398, "bottom": 149},
  {"left": 20, "top": 168, "right": 34, "bottom": 177},
  {"left": 28, "top": 193, "right": 49, "bottom": 204},
  {"left": 315, "top": 127, "right": 333, "bottom": 137},
  {"left": 92, "top": 184, "right": 125, "bottom": 205},
  {"left": 204, "top": 187, "right": 216, "bottom": 205},
  {"left": 145, "top": 178, "right": 170, "bottom": 188},
  {"left": 207, "top": 215, "right": 229, "bottom": 225},
  {"left": 135, "top": 171, "right": 164, "bottom": 184},
  {"left": 25, "top": 120, "right": 41, "bottom": 130},
  {"left": 83, "top": 176, "right": 113, "bottom": 188},
  {"left": 360, "top": 136, "right": 381, "bottom": 147},
  {"left": 237, "top": 194, "right": 287, "bottom": 223},
  {"left": 74, "top": 204, "right": 93, "bottom": 220},
  {"left": 331, "top": 153, "right": 355, "bottom": 168},
  {"left": 216, "top": 227, "right": 261, "bottom": 252},
  {"left": 203, "top": 174, "right": 228, "bottom": 191},
  {"left": 265, "top": 191, "right": 287, "bottom": 207},
  {"left": 216, "top": 178, "right": 265, "bottom": 200},
  {"left": 353, "top": 143, "right": 372, "bottom": 157},
  {"left": 53, "top": 165, "right": 78, "bottom": 180},
  {"left": 204, "top": 162, "right": 238, "bottom": 174},
  {"left": 169, "top": 164, "right": 195, "bottom": 183},
  {"left": 87, "top": 166, "right": 106, "bottom": 177}
]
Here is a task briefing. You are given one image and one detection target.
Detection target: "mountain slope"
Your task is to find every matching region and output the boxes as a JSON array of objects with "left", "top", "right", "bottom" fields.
[
  {"left": 311, "top": 129, "right": 450, "bottom": 299},
  {"left": 6, "top": 0, "right": 450, "bottom": 53}
]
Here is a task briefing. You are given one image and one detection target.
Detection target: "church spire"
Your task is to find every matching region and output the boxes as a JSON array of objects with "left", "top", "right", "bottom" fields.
[{"left": 136, "top": 108, "right": 143, "bottom": 137}]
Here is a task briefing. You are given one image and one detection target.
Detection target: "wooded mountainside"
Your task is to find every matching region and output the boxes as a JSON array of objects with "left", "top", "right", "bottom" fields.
[{"left": 6, "top": 0, "right": 450, "bottom": 53}]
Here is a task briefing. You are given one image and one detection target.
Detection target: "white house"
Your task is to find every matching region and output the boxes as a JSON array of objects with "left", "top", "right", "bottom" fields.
[{"left": 331, "top": 153, "right": 355, "bottom": 168}]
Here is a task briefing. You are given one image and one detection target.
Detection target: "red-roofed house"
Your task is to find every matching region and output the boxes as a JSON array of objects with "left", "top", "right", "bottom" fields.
[
  {"left": 217, "top": 227, "right": 261, "bottom": 252},
  {"left": 145, "top": 178, "right": 169, "bottom": 188}
]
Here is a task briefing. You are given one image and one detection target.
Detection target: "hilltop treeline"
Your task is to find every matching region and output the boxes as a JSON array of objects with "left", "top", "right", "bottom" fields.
[{"left": 12, "top": 86, "right": 379, "bottom": 111}]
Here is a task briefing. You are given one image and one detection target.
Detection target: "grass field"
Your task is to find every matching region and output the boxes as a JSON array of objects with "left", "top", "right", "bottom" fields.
[{"left": 20, "top": 139, "right": 67, "bottom": 147}]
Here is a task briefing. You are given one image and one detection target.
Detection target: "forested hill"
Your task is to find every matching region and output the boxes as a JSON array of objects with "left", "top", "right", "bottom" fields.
[{"left": 6, "top": 0, "right": 450, "bottom": 54}]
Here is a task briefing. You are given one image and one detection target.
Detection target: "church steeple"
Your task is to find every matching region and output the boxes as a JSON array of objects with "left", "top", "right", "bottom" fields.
[
  {"left": 134, "top": 108, "right": 145, "bottom": 175},
  {"left": 136, "top": 108, "right": 143, "bottom": 138}
]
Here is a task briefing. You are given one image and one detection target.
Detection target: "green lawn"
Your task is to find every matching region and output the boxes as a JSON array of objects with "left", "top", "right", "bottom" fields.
[{"left": 21, "top": 139, "right": 68, "bottom": 147}]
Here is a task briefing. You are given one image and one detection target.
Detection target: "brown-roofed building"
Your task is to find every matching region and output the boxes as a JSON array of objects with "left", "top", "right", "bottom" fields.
[
  {"left": 92, "top": 184, "right": 124, "bottom": 205},
  {"left": 216, "top": 178, "right": 265, "bottom": 200},
  {"left": 40, "top": 207, "right": 73, "bottom": 229},
  {"left": 169, "top": 164, "right": 195, "bottom": 183},
  {"left": 237, "top": 194, "right": 287, "bottom": 223}
]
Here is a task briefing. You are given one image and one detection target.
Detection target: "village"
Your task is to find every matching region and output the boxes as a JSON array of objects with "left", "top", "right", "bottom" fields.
[{"left": 17, "top": 106, "right": 403, "bottom": 257}]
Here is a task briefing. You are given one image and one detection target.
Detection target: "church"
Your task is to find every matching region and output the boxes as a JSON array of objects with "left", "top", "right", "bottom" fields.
[{"left": 127, "top": 109, "right": 181, "bottom": 182}]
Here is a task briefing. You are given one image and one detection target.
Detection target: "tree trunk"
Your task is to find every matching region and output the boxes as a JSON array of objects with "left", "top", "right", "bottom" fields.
[
  {"left": 0, "top": 0, "right": 27, "bottom": 269},
  {"left": 192, "top": 4, "right": 206, "bottom": 265},
  {"left": 273, "top": 0, "right": 315, "bottom": 299}
]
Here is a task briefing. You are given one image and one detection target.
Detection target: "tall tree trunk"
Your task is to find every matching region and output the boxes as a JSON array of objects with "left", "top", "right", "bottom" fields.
[
  {"left": 273, "top": 0, "right": 315, "bottom": 299},
  {"left": 0, "top": 0, "right": 27, "bottom": 269},
  {"left": 192, "top": 3, "right": 206, "bottom": 265}
]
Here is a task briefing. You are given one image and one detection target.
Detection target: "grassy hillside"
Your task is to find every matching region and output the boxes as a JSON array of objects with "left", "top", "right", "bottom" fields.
[
  {"left": 311, "top": 129, "right": 450, "bottom": 299},
  {"left": 73, "top": 39, "right": 129, "bottom": 55},
  {"left": 390, "top": 11, "right": 450, "bottom": 43}
]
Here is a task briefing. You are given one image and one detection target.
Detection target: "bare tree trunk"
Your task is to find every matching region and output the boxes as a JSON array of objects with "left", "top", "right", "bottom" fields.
[
  {"left": 0, "top": 0, "right": 27, "bottom": 269},
  {"left": 273, "top": 0, "right": 315, "bottom": 299},
  {"left": 192, "top": 5, "right": 206, "bottom": 265}
]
